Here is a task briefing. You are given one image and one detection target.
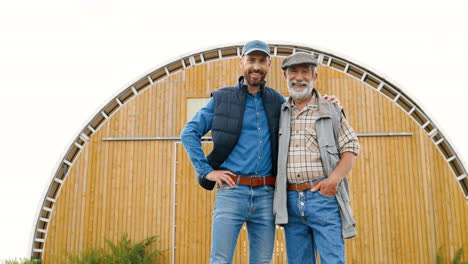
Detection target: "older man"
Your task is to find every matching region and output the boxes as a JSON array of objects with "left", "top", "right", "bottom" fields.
[{"left": 273, "top": 52, "right": 360, "bottom": 264}]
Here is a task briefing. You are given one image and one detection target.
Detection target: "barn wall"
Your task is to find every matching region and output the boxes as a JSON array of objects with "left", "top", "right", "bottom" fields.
[{"left": 40, "top": 55, "right": 468, "bottom": 263}]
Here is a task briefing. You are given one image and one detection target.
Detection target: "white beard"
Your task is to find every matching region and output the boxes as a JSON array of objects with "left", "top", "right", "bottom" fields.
[{"left": 288, "top": 80, "right": 314, "bottom": 100}]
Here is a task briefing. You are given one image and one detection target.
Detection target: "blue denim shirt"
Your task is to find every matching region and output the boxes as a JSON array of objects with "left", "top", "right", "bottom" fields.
[{"left": 181, "top": 92, "right": 275, "bottom": 178}]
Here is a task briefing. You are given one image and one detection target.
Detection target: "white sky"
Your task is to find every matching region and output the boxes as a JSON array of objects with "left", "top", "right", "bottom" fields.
[{"left": 1, "top": 0, "right": 467, "bottom": 260}]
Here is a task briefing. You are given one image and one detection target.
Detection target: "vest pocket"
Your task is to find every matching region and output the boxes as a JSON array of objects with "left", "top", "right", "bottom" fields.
[{"left": 326, "top": 145, "right": 340, "bottom": 165}]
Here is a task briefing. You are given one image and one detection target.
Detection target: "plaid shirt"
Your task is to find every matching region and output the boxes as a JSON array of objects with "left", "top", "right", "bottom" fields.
[{"left": 287, "top": 95, "right": 360, "bottom": 183}]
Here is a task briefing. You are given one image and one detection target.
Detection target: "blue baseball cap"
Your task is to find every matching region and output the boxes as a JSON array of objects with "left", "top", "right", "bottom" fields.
[{"left": 241, "top": 40, "right": 271, "bottom": 57}]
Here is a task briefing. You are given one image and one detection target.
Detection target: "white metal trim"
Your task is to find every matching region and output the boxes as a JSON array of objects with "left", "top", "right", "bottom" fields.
[
  {"left": 80, "top": 133, "right": 89, "bottom": 143},
  {"left": 101, "top": 111, "right": 109, "bottom": 119},
  {"left": 457, "top": 174, "right": 467, "bottom": 181},
  {"left": 422, "top": 121, "right": 431, "bottom": 129},
  {"left": 39, "top": 217, "right": 50, "bottom": 223},
  {"left": 435, "top": 138, "right": 444, "bottom": 145},
  {"left": 53, "top": 178, "right": 64, "bottom": 184},
  {"left": 318, "top": 53, "right": 324, "bottom": 64},
  {"left": 428, "top": 129, "right": 438, "bottom": 137},
  {"left": 147, "top": 76, "right": 154, "bottom": 85},
  {"left": 344, "top": 64, "right": 349, "bottom": 73},
  {"left": 377, "top": 82, "right": 384, "bottom": 91},
  {"left": 361, "top": 72, "right": 367, "bottom": 81},
  {"left": 131, "top": 86, "right": 138, "bottom": 95},
  {"left": 63, "top": 160, "right": 72, "bottom": 167},
  {"left": 74, "top": 142, "right": 83, "bottom": 150}
]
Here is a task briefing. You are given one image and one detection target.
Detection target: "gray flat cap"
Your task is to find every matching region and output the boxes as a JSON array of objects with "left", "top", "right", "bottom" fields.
[{"left": 281, "top": 52, "right": 318, "bottom": 70}]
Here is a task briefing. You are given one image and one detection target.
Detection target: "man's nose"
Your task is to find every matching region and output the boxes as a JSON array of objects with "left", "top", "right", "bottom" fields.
[
  {"left": 295, "top": 72, "right": 304, "bottom": 81},
  {"left": 252, "top": 62, "right": 260, "bottom": 70}
]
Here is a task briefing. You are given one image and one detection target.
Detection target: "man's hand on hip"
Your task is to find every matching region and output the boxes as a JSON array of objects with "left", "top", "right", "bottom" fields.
[{"left": 206, "top": 170, "right": 237, "bottom": 189}]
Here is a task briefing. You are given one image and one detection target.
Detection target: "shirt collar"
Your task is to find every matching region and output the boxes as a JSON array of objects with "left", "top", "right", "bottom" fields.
[{"left": 282, "top": 88, "right": 332, "bottom": 118}]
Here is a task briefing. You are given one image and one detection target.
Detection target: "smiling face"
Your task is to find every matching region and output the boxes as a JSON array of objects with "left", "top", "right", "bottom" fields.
[
  {"left": 284, "top": 64, "right": 317, "bottom": 100},
  {"left": 240, "top": 51, "right": 271, "bottom": 88}
]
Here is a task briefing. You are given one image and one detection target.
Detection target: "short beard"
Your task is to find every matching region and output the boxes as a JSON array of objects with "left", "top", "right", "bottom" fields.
[
  {"left": 244, "top": 70, "right": 265, "bottom": 87},
  {"left": 288, "top": 80, "right": 314, "bottom": 100}
]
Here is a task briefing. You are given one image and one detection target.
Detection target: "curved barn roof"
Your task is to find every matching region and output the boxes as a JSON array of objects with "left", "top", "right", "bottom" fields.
[{"left": 30, "top": 43, "right": 468, "bottom": 259}]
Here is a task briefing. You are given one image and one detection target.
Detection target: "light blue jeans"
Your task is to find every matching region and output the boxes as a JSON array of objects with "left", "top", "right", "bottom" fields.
[
  {"left": 284, "top": 189, "right": 345, "bottom": 264},
  {"left": 210, "top": 184, "right": 276, "bottom": 264}
]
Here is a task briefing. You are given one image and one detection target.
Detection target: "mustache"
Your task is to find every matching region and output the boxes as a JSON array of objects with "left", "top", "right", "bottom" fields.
[
  {"left": 290, "top": 80, "right": 309, "bottom": 86},
  {"left": 249, "top": 69, "right": 264, "bottom": 74}
]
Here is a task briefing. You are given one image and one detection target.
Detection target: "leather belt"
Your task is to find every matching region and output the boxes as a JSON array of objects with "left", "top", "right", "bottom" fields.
[
  {"left": 287, "top": 180, "right": 322, "bottom": 191},
  {"left": 229, "top": 175, "right": 276, "bottom": 186}
]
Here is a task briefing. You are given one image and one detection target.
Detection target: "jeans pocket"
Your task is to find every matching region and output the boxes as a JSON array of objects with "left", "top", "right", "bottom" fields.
[
  {"left": 317, "top": 190, "right": 335, "bottom": 199},
  {"left": 264, "top": 185, "right": 275, "bottom": 193},
  {"left": 217, "top": 183, "right": 237, "bottom": 190}
]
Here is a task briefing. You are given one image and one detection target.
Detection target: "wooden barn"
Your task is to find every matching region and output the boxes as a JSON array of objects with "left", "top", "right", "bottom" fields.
[{"left": 31, "top": 43, "right": 468, "bottom": 263}]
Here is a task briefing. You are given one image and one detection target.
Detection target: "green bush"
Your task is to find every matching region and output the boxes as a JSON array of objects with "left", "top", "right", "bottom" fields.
[
  {"left": 69, "top": 233, "right": 167, "bottom": 264},
  {"left": 2, "top": 258, "right": 41, "bottom": 264},
  {"left": 437, "top": 247, "right": 468, "bottom": 264}
]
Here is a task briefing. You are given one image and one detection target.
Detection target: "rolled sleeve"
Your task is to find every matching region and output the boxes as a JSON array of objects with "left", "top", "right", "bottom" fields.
[
  {"left": 338, "top": 113, "right": 360, "bottom": 156},
  {"left": 180, "top": 98, "right": 215, "bottom": 177}
]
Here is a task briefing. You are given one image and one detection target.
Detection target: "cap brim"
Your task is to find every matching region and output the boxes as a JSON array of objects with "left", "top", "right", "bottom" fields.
[{"left": 243, "top": 48, "right": 270, "bottom": 56}]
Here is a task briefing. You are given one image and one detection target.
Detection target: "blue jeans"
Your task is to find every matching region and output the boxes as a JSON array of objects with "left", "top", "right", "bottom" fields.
[
  {"left": 284, "top": 189, "right": 345, "bottom": 264},
  {"left": 210, "top": 184, "right": 276, "bottom": 264}
]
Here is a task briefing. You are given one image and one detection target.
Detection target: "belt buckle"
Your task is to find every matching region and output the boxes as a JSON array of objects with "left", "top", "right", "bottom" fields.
[{"left": 250, "top": 177, "right": 263, "bottom": 186}]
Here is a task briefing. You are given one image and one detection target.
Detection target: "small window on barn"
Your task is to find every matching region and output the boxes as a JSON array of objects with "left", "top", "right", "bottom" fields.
[{"left": 187, "top": 98, "right": 211, "bottom": 121}]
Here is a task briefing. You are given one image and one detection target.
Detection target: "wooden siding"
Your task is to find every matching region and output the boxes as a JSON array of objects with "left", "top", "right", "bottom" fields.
[{"left": 42, "top": 56, "right": 468, "bottom": 263}]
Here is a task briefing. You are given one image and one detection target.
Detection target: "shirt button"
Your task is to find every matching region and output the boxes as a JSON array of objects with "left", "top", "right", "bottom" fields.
[
  {"left": 297, "top": 174, "right": 300, "bottom": 177},
  {"left": 260, "top": 141, "right": 263, "bottom": 144},
  {"left": 258, "top": 127, "right": 261, "bottom": 130},
  {"left": 295, "top": 144, "right": 299, "bottom": 147},
  {"left": 258, "top": 156, "right": 262, "bottom": 159},
  {"left": 300, "top": 202, "right": 304, "bottom": 206}
]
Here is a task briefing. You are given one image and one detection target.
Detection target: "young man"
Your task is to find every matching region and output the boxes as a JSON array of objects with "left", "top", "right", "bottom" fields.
[
  {"left": 180, "top": 40, "right": 284, "bottom": 264},
  {"left": 273, "top": 52, "right": 360, "bottom": 264}
]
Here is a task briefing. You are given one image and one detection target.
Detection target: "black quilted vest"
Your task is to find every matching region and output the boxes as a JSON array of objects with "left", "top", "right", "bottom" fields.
[{"left": 199, "top": 76, "right": 284, "bottom": 190}]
